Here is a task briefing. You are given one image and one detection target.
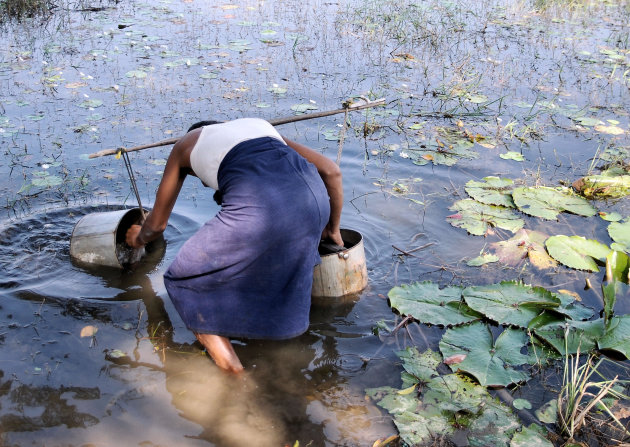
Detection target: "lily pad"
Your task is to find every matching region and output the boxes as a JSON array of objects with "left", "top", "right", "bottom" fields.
[
  {"left": 467, "top": 253, "right": 499, "bottom": 266},
  {"left": 535, "top": 399, "right": 558, "bottom": 424},
  {"left": 267, "top": 85, "right": 287, "bottom": 95},
  {"left": 510, "top": 425, "right": 553, "bottom": 447},
  {"left": 125, "top": 70, "right": 147, "bottom": 78},
  {"left": 598, "top": 316, "right": 630, "bottom": 359},
  {"left": 439, "top": 322, "right": 531, "bottom": 387},
  {"left": 368, "top": 347, "right": 521, "bottom": 446},
  {"left": 79, "top": 99, "right": 103, "bottom": 109},
  {"left": 608, "top": 220, "right": 630, "bottom": 252},
  {"left": 406, "top": 142, "right": 478, "bottom": 167},
  {"left": 290, "top": 103, "right": 318, "bottom": 114},
  {"left": 573, "top": 175, "right": 630, "bottom": 199},
  {"left": 464, "top": 176, "right": 515, "bottom": 207},
  {"left": 512, "top": 399, "right": 532, "bottom": 410},
  {"left": 447, "top": 199, "right": 524, "bottom": 236},
  {"left": 512, "top": 186, "right": 597, "bottom": 220},
  {"left": 31, "top": 174, "right": 63, "bottom": 187},
  {"left": 533, "top": 319, "right": 605, "bottom": 355},
  {"left": 574, "top": 116, "right": 603, "bottom": 127},
  {"left": 594, "top": 124, "right": 625, "bottom": 135},
  {"left": 545, "top": 235, "right": 610, "bottom": 272},
  {"left": 500, "top": 151, "right": 525, "bottom": 162},
  {"left": 490, "top": 229, "right": 557, "bottom": 270},
  {"left": 599, "top": 211, "right": 623, "bottom": 222},
  {"left": 387, "top": 282, "right": 479, "bottom": 327},
  {"left": 462, "top": 282, "right": 560, "bottom": 328}
]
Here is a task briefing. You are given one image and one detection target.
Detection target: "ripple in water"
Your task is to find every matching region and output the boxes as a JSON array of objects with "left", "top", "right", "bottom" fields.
[{"left": 0, "top": 205, "right": 199, "bottom": 302}]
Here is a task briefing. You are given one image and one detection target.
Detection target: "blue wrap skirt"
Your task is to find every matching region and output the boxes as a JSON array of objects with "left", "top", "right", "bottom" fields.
[{"left": 163, "top": 137, "right": 330, "bottom": 339}]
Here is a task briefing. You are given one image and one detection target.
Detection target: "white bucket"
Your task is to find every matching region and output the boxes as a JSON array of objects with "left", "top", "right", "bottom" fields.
[
  {"left": 312, "top": 229, "right": 368, "bottom": 299},
  {"left": 70, "top": 208, "right": 147, "bottom": 268}
]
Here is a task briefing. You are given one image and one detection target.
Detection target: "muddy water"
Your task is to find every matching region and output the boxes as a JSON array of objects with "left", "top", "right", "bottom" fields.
[{"left": 1, "top": 0, "right": 630, "bottom": 445}]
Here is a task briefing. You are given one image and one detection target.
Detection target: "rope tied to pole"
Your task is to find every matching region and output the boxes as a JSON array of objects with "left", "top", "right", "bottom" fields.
[{"left": 117, "top": 147, "right": 146, "bottom": 223}]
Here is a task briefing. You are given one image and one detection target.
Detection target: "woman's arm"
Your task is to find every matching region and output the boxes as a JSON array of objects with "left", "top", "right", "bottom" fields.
[
  {"left": 282, "top": 136, "right": 344, "bottom": 247},
  {"left": 126, "top": 131, "right": 198, "bottom": 248}
]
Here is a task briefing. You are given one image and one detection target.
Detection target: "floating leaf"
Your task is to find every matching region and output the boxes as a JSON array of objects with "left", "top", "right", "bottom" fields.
[
  {"left": 512, "top": 399, "right": 532, "bottom": 410},
  {"left": 322, "top": 129, "right": 339, "bottom": 141},
  {"left": 467, "top": 253, "right": 499, "bottom": 266},
  {"left": 490, "top": 229, "right": 557, "bottom": 270},
  {"left": 107, "top": 349, "right": 127, "bottom": 358},
  {"left": 148, "top": 158, "right": 167, "bottom": 166},
  {"left": 447, "top": 199, "right": 524, "bottom": 236},
  {"left": 467, "top": 94, "right": 488, "bottom": 104},
  {"left": 599, "top": 211, "right": 623, "bottom": 222},
  {"left": 598, "top": 316, "right": 630, "bottom": 359},
  {"left": 368, "top": 347, "right": 521, "bottom": 446},
  {"left": 533, "top": 319, "right": 605, "bottom": 355},
  {"left": 594, "top": 124, "right": 625, "bottom": 135},
  {"left": 512, "top": 186, "right": 597, "bottom": 220},
  {"left": 545, "top": 235, "right": 610, "bottom": 272},
  {"left": 199, "top": 72, "right": 218, "bottom": 79},
  {"left": 387, "top": 282, "right": 478, "bottom": 326},
  {"left": 511, "top": 425, "right": 553, "bottom": 447},
  {"left": 439, "top": 322, "right": 531, "bottom": 387},
  {"left": 462, "top": 282, "right": 560, "bottom": 328},
  {"left": 574, "top": 116, "right": 602, "bottom": 127},
  {"left": 500, "top": 151, "right": 524, "bottom": 161},
  {"left": 31, "top": 174, "right": 63, "bottom": 187},
  {"left": 125, "top": 70, "right": 147, "bottom": 78},
  {"left": 290, "top": 103, "right": 318, "bottom": 114},
  {"left": 573, "top": 175, "right": 630, "bottom": 199},
  {"left": 464, "top": 176, "right": 515, "bottom": 207},
  {"left": 267, "top": 85, "right": 287, "bottom": 95},
  {"left": 255, "top": 102, "right": 271, "bottom": 108},
  {"left": 407, "top": 142, "right": 478, "bottom": 167},
  {"left": 608, "top": 219, "right": 630, "bottom": 252},
  {"left": 79, "top": 99, "right": 103, "bottom": 109},
  {"left": 80, "top": 325, "right": 98, "bottom": 337},
  {"left": 535, "top": 399, "right": 558, "bottom": 424}
]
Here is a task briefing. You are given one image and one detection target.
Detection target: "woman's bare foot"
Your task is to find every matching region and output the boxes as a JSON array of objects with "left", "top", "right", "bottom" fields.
[{"left": 195, "top": 333, "right": 244, "bottom": 374}]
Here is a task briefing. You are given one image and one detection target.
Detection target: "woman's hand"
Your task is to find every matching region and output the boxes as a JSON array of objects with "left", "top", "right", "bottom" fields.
[
  {"left": 322, "top": 224, "right": 344, "bottom": 247},
  {"left": 126, "top": 224, "right": 144, "bottom": 248}
]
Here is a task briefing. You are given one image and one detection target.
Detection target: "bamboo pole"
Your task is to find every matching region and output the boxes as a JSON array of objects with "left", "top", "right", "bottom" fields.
[{"left": 88, "top": 98, "right": 386, "bottom": 159}]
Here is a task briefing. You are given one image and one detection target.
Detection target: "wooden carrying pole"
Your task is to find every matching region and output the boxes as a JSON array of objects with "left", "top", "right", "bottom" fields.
[{"left": 88, "top": 98, "right": 386, "bottom": 159}]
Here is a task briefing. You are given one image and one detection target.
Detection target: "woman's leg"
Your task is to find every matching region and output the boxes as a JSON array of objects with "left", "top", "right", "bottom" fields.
[{"left": 195, "top": 332, "right": 244, "bottom": 374}]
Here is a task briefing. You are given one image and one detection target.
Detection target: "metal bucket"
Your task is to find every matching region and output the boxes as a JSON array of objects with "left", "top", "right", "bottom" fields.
[
  {"left": 70, "top": 208, "right": 147, "bottom": 268},
  {"left": 312, "top": 229, "right": 368, "bottom": 299}
]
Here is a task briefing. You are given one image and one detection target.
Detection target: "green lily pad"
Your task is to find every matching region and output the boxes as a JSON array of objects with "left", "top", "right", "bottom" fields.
[
  {"left": 510, "top": 425, "right": 553, "bottom": 447},
  {"left": 387, "top": 282, "right": 479, "bottom": 327},
  {"left": 512, "top": 186, "right": 597, "bottom": 220},
  {"left": 467, "top": 253, "right": 499, "bottom": 266},
  {"left": 599, "top": 211, "right": 623, "bottom": 222},
  {"left": 533, "top": 319, "right": 605, "bottom": 355},
  {"left": 79, "top": 99, "right": 103, "bottom": 109},
  {"left": 439, "top": 322, "right": 531, "bottom": 387},
  {"left": 462, "top": 281, "right": 560, "bottom": 328},
  {"left": 125, "top": 70, "right": 147, "bottom": 78},
  {"left": 512, "top": 399, "right": 532, "bottom": 410},
  {"left": 267, "top": 85, "right": 287, "bottom": 95},
  {"left": 368, "top": 347, "right": 521, "bottom": 446},
  {"left": 535, "top": 399, "right": 558, "bottom": 424},
  {"left": 447, "top": 199, "right": 524, "bottom": 236},
  {"left": 467, "top": 94, "right": 488, "bottom": 104},
  {"left": 573, "top": 175, "right": 630, "bottom": 199},
  {"left": 465, "top": 176, "right": 515, "bottom": 207},
  {"left": 608, "top": 220, "right": 630, "bottom": 253},
  {"left": 500, "top": 151, "right": 525, "bottom": 162},
  {"left": 290, "top": 103, "right": 318, "bottom": 114},
  {"left": 489, "top": 229, "right": 557, "bottom": 270},
  {"left": 598, "top": 316, "right": 630, "bottom": 359},
  {"left": 31, "top": 174, "right": 63, "bottom": 187},
  {"left": 574, "top": 116, "right": 603, "bottom": 127},
  {"left": 545, "top": 235, "right": 610, "bottom": 272},
  {"left": 406, "top": 142, "right": 478, "bottom": 167}
]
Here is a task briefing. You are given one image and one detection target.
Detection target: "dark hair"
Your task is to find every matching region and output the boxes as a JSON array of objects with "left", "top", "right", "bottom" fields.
[{"left": 187, "top": 120, "right": 222, "bottom": 133}]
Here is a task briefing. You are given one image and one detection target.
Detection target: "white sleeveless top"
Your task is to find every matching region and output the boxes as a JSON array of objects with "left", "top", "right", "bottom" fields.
[{"left": 190, "top": 118, "right": 284, "bottom": 190}]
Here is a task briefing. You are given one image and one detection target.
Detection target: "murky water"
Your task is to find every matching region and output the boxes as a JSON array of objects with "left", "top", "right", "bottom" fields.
[{"left": 1, "top": 0, "right": 629, "bottom": 445}]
